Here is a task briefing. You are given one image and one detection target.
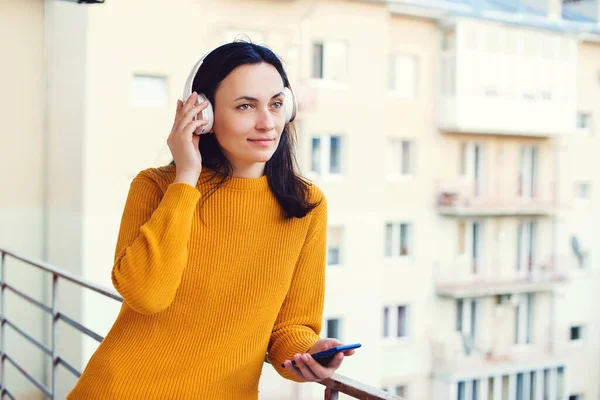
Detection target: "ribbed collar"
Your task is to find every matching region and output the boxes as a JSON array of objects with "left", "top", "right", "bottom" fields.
[{"left": 199, "top": 167, "right": 269, "bottom": 191}]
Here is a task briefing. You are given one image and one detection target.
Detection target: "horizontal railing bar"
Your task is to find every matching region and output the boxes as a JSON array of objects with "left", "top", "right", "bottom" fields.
[
  {"left": 4, "top": 354, "right": 52, "bottom": 398},
  {"left": 0, "top": 250, "right": 122, "bottom": 302},
  {"left": 58, "top": 313, "right": 103, "bottom": 343},
  {"left": 57, "top": 356, "right": 81, "bottom": 378},
  {"left": 3, "top": 283, "right": 52, "bottom": 314},
  {"left": 3, "top": 319, "right": 51, "bottom": 356},
  {"left": 3, "top": 387, "right": 17, "bottom": 400},
  {"left": 320, "top": 374, "right": 403, "bottom": 400}
]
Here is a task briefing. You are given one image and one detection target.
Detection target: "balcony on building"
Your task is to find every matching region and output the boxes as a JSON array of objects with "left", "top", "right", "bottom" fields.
[
  {"left": 435, "top": 177, "right": 556, "bottom": 218},
  {"left": 438, "top": 18, "right": 577, "bottom": 137},
  {"left": 432, "top": 331, "right": 566, "bottom": 377},
  {"left": 434, "top": 255, "right": 569, "bottom": 298}
]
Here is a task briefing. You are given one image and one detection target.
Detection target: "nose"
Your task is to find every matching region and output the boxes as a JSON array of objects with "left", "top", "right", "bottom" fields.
[{"left": 255, "top": 107, "right": 275, "bottom": 132}]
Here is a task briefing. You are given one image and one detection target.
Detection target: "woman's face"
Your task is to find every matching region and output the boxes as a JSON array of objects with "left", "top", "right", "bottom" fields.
[{"left": 212, "top": 62, "right": 287, "bottom": 173}]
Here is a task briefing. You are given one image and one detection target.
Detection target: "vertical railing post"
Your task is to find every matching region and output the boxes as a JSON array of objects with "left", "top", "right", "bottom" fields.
[
  {"left": 1, "top": 251, "right": 6, "bottom": 395},
  {"left": 51, "top": 273, "right": 58, "bottom": 400},
  {"left": 324, "top": 387, "right": 339, "bottom": 400}
]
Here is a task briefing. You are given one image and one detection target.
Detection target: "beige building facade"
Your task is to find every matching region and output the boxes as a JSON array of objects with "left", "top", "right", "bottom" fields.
[{"left": 1, "top": 0, "right": 599, "bottom": 399}]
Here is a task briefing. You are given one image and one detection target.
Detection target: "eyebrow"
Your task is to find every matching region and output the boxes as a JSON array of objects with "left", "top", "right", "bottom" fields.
[{"left": 233, "top": 92, "right": 284, "bottom": 102}]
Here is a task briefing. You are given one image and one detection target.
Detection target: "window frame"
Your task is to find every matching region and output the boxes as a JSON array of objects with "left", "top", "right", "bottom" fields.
[
  {"left": 309, "top": 134, "right": 345, "bottom": 179},
  {"left": 310, "top": 39, "right": 349, "bottom": 86},
  {"left": 384, "top": 222, "right": 414, "bottom": 260}
]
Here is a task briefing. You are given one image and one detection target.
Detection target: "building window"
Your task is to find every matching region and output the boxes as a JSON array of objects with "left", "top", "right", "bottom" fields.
[
  {"left": 130, "top": 75, "right": 168, "bottom": 108},
  {"left": 326, "top": 318, "right": 341, "bottom": 339},
  {"left": 515, "top": 293, "right": 534, "bottom": 345},
  {"left": 397, "top": 306, "right": 407, "bottom": 337},
  {"left": 395, "top": 385, "right": 406, "bottom": 397},
  {"left": 460, "top": 143, "right": 485, "bottom": 197},
  {"left": 575, "top": 182, "right": 591, "bottom": 200},
  {"left": 456, "top": 298, "right": 477, "bottom": 340},
  {"left": 517, "top": 220, "right": 537, "bottom": 273},
  {"left": 460, "top": 143, "right": 468, "bottom": 176},
  {"left": 312, "top": 43, "right": 324, "bottom": 79},
  {"left": 516, "top": 373, "right": 524, "bottom": 400},
  {"left": 570, "top": 326, "right": 584, "bottom": 342},
  {"left": 519, "top": 146, "right": 538, "bottom": 199},
  {"left": 311, "top": 138, "right": 322, "bottom": 173},
  {"left": 576, "top": 112, "right": 592, "bottom": 130},
  {"left": 384, "top": 223, "right": 413, "bottom": 257},
  {"left": 389, "top": 55, "right": 418, "bottom": 99},
  {"left": 383, "top": 305, "right": 409, "bottom": 338},
  {"left": 382, "top": 384, "right": 407, "bottom": 396},
  {"left": 330, "top": 136, "right": 342, "bottom": 174},
  {"left": 387, "top": 139, "right": 415, "bottom": 177},
  {"left": 327, "top": 227, "right": 343, "bottom": 266},
  {"left": 458, "top": 381, "right": 466, "bottom": 400},
  {"left": 383, "top": 306, "right": 390, "bottom": 337},
  {"left": 312, "top": 40, "right": 348, "bottom": 82},
  {"left": 310, "top": 135, "right": 344, "bottom": 176}
]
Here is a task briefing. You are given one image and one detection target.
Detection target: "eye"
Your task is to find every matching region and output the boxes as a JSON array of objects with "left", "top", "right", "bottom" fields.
[
  {"left": 237, "top": 104, "right": 252, "bottom": 111},
  {"left": 272, "top": 101, "right": 283, "bottom": 109}
]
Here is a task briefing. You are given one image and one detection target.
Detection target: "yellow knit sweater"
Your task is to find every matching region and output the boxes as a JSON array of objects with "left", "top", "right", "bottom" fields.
[{"left": 67, "top": 165, "right": 327, "bottom": 399}]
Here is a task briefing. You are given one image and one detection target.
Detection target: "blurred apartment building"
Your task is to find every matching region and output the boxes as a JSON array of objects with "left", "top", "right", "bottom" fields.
[{"left": 1, "top": 0, "right": 599, "bottom": 399}]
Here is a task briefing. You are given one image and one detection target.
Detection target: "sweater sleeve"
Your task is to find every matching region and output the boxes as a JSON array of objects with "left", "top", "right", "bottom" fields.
[
  {"left": 267, "top": 192, "right": 328, "bottom": 382},
  {"left": 111, "top": 170, "right": 201, "bottom": 315}
]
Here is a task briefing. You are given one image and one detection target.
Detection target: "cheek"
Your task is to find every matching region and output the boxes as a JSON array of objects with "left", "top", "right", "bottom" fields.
[{"left": 214, "top": 112, "right": 247, "bottom": 141}]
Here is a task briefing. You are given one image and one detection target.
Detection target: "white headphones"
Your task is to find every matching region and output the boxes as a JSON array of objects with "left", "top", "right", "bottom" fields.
[{"left": 182, "top": 45, "right": 298, "bottom": 135}]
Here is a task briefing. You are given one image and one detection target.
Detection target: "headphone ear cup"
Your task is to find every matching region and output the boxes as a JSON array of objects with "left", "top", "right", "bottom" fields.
[
  {"left": 283, "top": 87, "right": 297, "bottom": 124},
  {"left": 194, "top": 93, "right": 214, "bottom": 135}
]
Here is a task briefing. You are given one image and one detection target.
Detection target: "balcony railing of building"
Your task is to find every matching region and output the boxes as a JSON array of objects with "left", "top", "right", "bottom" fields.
[
  {"left": 435, "top": 178, "right": 557, "bottom": 217},
  {"left": 432, "top": 330, "right": 566, "bottom": 376},
  {"left": 0, "top": 248, "right": 402, "bottom": 400},
  {"left": 434, "top": 255, "right": 571, "bottom": 298}
]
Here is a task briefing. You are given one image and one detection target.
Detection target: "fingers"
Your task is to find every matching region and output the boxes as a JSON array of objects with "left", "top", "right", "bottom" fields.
[
  {"left": 176, "top": 98, "right": 209, "bottom": 134},
  {"left": 282, "top": 353, "right": 337, "bottom": 382},
  {"left": 325, "top": 352, "right": 345, "bottom": 370},
  {"left": 180, "top": 92, "right": 208, "bottom": 117},
  {"left": 182, "top": 119, "right": 209, "bottom": 138},
  {"left": 294, "top": 354, "right": 319, "bottom": 381},
  {"left": 282, "top": 360, "right": 306, "bottom": 381}
]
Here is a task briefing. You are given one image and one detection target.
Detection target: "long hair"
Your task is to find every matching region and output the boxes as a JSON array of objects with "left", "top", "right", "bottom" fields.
[{"left": 171, "top": 41, "right": 318, "bottom": 219}]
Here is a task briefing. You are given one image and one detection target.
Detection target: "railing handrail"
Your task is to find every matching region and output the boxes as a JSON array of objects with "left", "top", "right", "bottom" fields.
[
  {"left": 0, "top": 247, "right": 402, "bottom": 400},
  {"left": 0, "top": 248, "right": 121, "bottom": 301}
]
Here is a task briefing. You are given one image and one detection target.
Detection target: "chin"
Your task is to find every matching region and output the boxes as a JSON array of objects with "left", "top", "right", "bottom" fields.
[{"left": 251, "top": 149, "right": 277, "bottom": 163}]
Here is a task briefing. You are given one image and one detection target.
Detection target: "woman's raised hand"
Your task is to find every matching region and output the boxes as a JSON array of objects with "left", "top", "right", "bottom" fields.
[{"left": 167, "top": 92, "right": 210, "bottom": 186}]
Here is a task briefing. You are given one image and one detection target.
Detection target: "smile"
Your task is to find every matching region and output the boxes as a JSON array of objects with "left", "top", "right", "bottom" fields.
[{"left": 248, "top": 139, "right": 275, "bottom": 147}]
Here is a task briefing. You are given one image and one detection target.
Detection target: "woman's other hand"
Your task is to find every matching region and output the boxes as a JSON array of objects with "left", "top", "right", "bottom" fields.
[{"left": 281, "top": 338, "right": 356, "bottom": 382}]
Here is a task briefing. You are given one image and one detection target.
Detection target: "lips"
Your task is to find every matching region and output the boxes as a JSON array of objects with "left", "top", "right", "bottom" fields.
[{"left": 248, "top": 138, "right": 275, "bottom": 147}]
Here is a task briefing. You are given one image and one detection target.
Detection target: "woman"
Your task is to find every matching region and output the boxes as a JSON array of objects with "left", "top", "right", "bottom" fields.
[{"left": 67, "top": 41, "right": 354, "bottom": 399}]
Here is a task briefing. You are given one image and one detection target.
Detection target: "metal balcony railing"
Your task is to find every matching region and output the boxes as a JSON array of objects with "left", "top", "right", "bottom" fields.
[{"left": 0, "top": 248, "right": 402, "bottom": 400}]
